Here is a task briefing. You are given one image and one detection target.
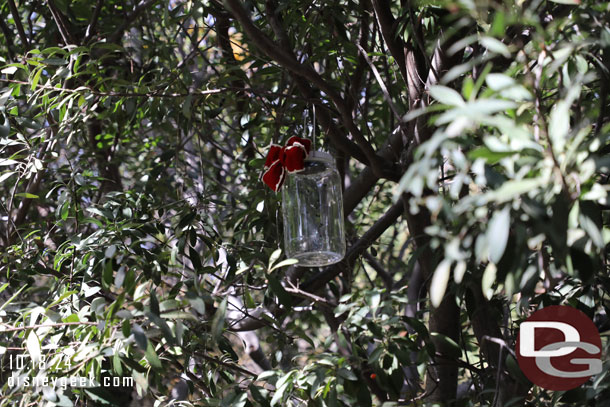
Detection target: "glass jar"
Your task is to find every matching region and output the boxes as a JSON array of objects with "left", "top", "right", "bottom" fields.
[{"left": 281, "top": 151, "right": 346, "bottom": 267}]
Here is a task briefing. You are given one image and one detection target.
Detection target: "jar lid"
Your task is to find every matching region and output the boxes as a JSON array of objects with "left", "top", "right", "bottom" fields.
[{"left": 306, "top": 151, "right": 334, "bottom": 163}]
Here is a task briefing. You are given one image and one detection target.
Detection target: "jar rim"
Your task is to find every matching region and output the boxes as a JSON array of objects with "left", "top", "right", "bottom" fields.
[{"left": 306, "top": 151, "right": 334, "bottom": 163}]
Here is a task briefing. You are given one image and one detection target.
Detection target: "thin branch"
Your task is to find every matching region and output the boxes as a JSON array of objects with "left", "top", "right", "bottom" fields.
[
  {"left": 192, "top": 351, "right": 257, "bottom": 377},
  {"left": 167, "top": 354, "right": 212, "bottom": 397},
  {"left": 284, "top": 283, "right": 336, "bottom": 308},
  {"left": 0, "top": 78, "right": 228, "bottom": 98},
  {"left": 363, "top": 251, "right": 393, "bottom": 289},
  {"left": 46, "top": 0, "right": 76, "bottom": 45},
  {"left": 346, "top": 2, "right": 371, "bottom": 114},
  {"left": 0, "top": 13, "right": 16, "bottom": 61},
  {"left": 357, "top": 43, "right": 409, "bottom": 142},
  {"left": 371, "top": 0, "right": 408, "bottom": 85},
  {"left": 405, "top": 0, "right": 437, "bottom": 82},
  {"left": 108, "top": 0, "right": 161, "bottom": 43},
  {"left": 84, "top": 0, "right": 104, "bottom": 42},
  {"left": 531, "top": 50, "right": 569, "bottom": 196},
  {"left": 6, "top": 0, "right": 30, "bottom": 50},
  {"left": 0, "top": 321, "right": 98, "bottom": 333},
  {"left": 343, "top": 123, "right": 408, "bottom": 215}
]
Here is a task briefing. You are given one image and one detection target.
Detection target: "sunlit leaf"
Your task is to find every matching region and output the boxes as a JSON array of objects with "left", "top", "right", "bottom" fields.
[{"left": 430, "top": 259, "right": 452, "bottom": 308}]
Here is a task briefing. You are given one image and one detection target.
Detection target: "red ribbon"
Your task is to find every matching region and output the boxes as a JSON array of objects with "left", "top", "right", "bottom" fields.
[{"left": 262, "top": 136, "right": 312, "bottom": 192}]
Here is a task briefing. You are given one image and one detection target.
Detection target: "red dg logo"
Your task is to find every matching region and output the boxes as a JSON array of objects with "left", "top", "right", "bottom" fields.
[{"left": 516, "top": 305, "right": 602, "bottom": 391}]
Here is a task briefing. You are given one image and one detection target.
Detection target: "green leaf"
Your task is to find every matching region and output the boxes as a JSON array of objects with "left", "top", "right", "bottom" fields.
[
  {"left": 149, "top": 290, "right": 160, "bottom": 316},
  {"left": 45, "top": 290, "right": 77, "bottom": 310},
  {"left": 0, "top": 158, "right": 18, "bottom": 166},
  {"left": 249, "top": 384, "right": 271, "bottom": 407},
  {"left": 482, "top": 262, "right": 497, "bottom": 300},
  {"left": 31, "top": 67, "right": 43, "bottom": 91},
  {"left": 1, "top": 66, "right": 19, "bottom": 74},
  {"left": 485, "top": 73, "right": 532, "bottom": 101},
  {"left": 188, "top": 246, "right": 203, "bottom": 271},
  {"left": 0, "top": 114, "right": 9, "bottom": 138},
  {"left": 60, "top": 201, "right": 69, "bottom": 220},
  {"left": 430, "top": 332, "right": 462, "bottom": 359},
  {"left": 430, "top": 259, "right": 452, "bottom": 308},
  {"left": 0, "top": 285, "right": 26, "bottom": 312},
  {"left": 468, "top": 147, "right": 514, "bottom": 164},
  {"left": 435, "top": 99, "right": 517, "bottom": 125},
  {"left": 480, "top": 36, "right": 510, "bottom": 58},
  {"left": 160, "top": 311, "right": 197, "bottom": 321},
  {"left": 270, "top": 384, "right": 285, "bottom": 406},
  {"left": 15, "top": 192, "right": 39, "bottom": 199},
  {"left": 490, "top": 178, "right": 544, "bottom": 203},
  {"left": 211, "top": 297, "right": 227, "bottom": 341},
  {"left": 43, "top": 58, "right": 67, "bottom": 65},
  {"left": 549, "top": 100, "right": 570, "bottom": 152},
  {"left": 182, "top": 94, "right": 192, "bottom": 118},
  {"left": 26, "top": 331, "right": 42, "bottom": 364},
  {"left": 269, "top": 258, "right": 298, "bottom": 272},
  {"left": 132, "top": 324, "right": 148, "bottom": 350},
  {"left": 429, "top": 85, "right": 465, "bottom": 106},
  {"left": 486, "top": 73, "right": 515, "bottom": 90},
  {"left": 337, "top": 368, "right": 358, "bottom": 381},
  {"left": 487, "top": 206, "right": 510, "bottom": 263},
  {"left": 579, "top": 212, "right": 604, "bottom": 249},
  {"left": 148, "top": 311, "right": 176, "bottom": 345},
  {"left": 102, "top": 261, "right": 113, "bottom": 290},
  {"left": 145, "top": 341, "right": 162, "bottom": 369},
  {"left": 267, "top": 273, "right": 292, "bottom": 308},
  {"left": 187, "top": 295, "right": 206, "bottom": 315},
  {"left": 114, "top": 266, "right": 126, "bottom": 289},
  {"left": 268, "top": 248, "right": 282, "bottom": 269},
  {"left": 453, "top": 260, "right": 467, "bottom": 284}
]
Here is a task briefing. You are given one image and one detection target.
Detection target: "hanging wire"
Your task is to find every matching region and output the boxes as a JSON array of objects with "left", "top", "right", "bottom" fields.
[
  {"left": 303, "top": 105, "right": 318, "bottom": 150},
  {"left": 312, "top": 104, "right": 316, "bottom": 151}
]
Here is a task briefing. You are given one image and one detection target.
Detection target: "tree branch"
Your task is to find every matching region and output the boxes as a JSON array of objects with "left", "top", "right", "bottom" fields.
[
  {"left": 343, "top": 123, "right": 408, "bottom": 215},
  {"left": 0, "top": 321, "right": 98, "bottom": 333},
  {"left": 263, "top": 0, "right": 371, "bottom": 166},
  {"left": 84, "top": 0, "right": 105, "bottom": 42},
  {"left": 0, "top": 11, "right": 16, "bottom": 61},
  {"left": 357, "top": 43, "right": 409, "bottom": 142},
  {"left": 223, "top": 0, "right": 397, "bottom": 179},
  {"left": 108, "top": 0, "right": 161, "bottom": 43},
  {"left": 363, "top": 251, "right": 394, "bottom": 289},
  {"left": 46, "top": 0, "right": 76, "bottom": 45},
  {"left": 371, "top": 0, "right": 408, "bottom": 85},
  {"left": 6, "top": 0, "right": 30, "bottom": 50}
]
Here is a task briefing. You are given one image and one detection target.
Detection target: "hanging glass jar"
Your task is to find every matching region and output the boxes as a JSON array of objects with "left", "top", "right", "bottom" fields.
[{"left": 281, "top": 151, "right": 345, "bottom": 266}]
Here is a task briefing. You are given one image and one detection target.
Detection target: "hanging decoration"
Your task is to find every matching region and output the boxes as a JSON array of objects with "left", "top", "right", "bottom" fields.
[
  {"left": 261, "top": 137, "right": 345, "bottom": 267},
  {"left": 280, "top": 149, "right": 346, "bottom": 266}
]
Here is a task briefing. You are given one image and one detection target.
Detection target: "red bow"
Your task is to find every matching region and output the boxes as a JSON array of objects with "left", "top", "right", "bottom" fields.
[{"left": 262, "top": 136, "right": 312, "bottom": 191}]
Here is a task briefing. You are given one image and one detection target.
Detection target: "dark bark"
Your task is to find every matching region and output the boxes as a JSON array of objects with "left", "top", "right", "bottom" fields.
[
  {"left": 426, "top": 295, "right": 461, "bottom": 404},
  {"left": 6, "top": 0, "right": 30, "bottom": 50},
  {"left": 466, "top": 283, "right": 531, "bottom": 407}
]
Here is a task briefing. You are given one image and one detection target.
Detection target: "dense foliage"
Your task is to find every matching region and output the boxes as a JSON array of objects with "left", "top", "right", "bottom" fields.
[{"left": 0, "top": 0, "right": 609, "bottom": 406}]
